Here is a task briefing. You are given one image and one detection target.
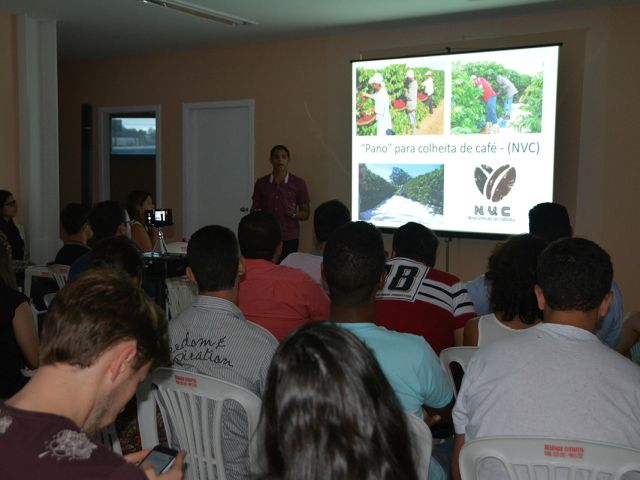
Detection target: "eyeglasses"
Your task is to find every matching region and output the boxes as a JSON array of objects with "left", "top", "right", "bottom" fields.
[{"left": 3, "top": 200, "right": 16, "bottom": 207}]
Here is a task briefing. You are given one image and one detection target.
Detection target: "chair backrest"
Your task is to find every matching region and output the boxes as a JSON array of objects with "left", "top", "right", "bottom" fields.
[
  {"left": 43, "top": 292, "right": 56, "bottom": 308},
  {"left": 166, "top": 242, "right": 188, "bottom": 255},
  {"left": 23, "top": 264, "right": 69, "bottom": 298},
  {"left": 459, "top": 436, "right": 640, "bottom": 480},
  {"left": 439, "top": 346, "right": 478, "bottom": 398},
  {"left": 48, "top": 264, "right": 70, "bottom": 289},
  {"left": 404, "top": 412, "right": 433, "bottom": 479},
  {"left": 137, "top": 367, "right": 262, "bottom": 480},
  {"left": 94, "top": 423, "right": 123, "bottom": 455}
]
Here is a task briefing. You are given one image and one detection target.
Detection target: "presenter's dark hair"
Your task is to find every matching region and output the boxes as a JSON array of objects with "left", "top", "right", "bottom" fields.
[
  {"left": 392, "top": 222, "right": 439, "bottom": 267},
  {"left": 528, "top": 202, "right": 572, "bottom": 243},
  {"left": 91, "top": 236, "right": 145, "bottom": 280},
  {"left": 89, "top": 201, "right": 125, "bottom": 242},
  {"left": 260, "top": 321, "right": 418, "bottom": 480},
  {"left": 270, "top": 144, "right": 290, "bottom": 159},
  {"left": 536, "top": 237, "right": 612, "bottom": 312},
  {"left": 238, "top": 211, "right": 282, "bottom": 261},
  {"left": 314, "top": 200, "right": 351, "bottom": 243},
  {"left": 486, "top": 234, "right": 547, "bottom": 324},
  {"left": 187, "top": 225, "right": 239, "bottom": 292},
  {"left": 60, "top": 203, "right": 91, "bottom": 236},
  {"left": 323, "top": 221, "right": 385, "bottom": 307}
]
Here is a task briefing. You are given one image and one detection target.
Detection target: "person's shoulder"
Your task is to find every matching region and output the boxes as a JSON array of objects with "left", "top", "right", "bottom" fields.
[
  {"left": 426, "top": 266, "right": 463, "bottom": 286},
  {"left": 243, "top": 319, "right": 279, "bottom": 349},
  {"left": 371, "top": 324, "right": 432, "bottom": 350}
]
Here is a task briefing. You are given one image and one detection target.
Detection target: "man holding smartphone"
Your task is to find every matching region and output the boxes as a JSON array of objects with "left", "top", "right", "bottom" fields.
[{"left": 0, "top": 269, "right": 184, "bottom": 479}]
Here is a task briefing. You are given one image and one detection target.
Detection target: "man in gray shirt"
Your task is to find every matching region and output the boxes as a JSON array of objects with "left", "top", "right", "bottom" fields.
[
  {"left": 452, "top": 238, "right": 640, "bottom": 480},
  {"left": 169, "top": 225, "right": 277, "bottom": 480}
]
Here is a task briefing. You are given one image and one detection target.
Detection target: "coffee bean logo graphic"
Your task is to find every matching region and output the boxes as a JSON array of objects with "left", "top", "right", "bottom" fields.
[{"left": 474, "top": 164, "right": 516, "bottom": 202}]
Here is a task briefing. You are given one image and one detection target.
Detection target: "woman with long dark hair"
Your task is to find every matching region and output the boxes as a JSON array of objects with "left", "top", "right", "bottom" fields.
[
  {"left": 0, "top": 233, "right": 38, "bottom": 398},
  {"left": 260, "top": 322, "right": 418, "bottom": 480},
  {"left": 0, "top": 190, "right": 25, "bottom": 261},
  {"left": 463, "top": 234, "right": 547, "bottom": 346},
  {"left": 126, "top": 190, "right": 156, "bottom": 252}
]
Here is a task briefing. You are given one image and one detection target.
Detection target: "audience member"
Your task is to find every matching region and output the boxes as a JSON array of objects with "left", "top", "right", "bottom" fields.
[
  {"left": 91, "top": 236, "right": 145, "bottom": 283},
  {"left": 466, "top": 201, "right": 624, "bottom": 347},
  {"left": 237, "top": 211, "right": 329, "bottom": 341},
  {"left": 0, "top": 190, "right": 25, "bottom": 261},
  {"left": 126, "top": 191, "right": 157, "bottom": 253},
  {"left": 54, "top": 202, "right": 92, "bottom": 266},
  {"left": 616, "top": 312, "right": 640, "bottom": 361},
  {"left": 463, "top": 234, "right": 547, "bottom": 347},
  {"left": 280, "top": 199, "right": 350, "bottom": 287},
  {"left": 169, "top": 225, "right": 277, "bottom": 480},
  {"left": 259, "top": 322, "right": 418, "bottom": 480},
  {"left": 452, "top": 238, "right": 640, "bottom": 480},
  {"left": 375, "top": 222, "right": 476, "bottom": 354},
  {"left": 250, "top": 145, "right": 310, "bottom": 262},
  {"left": 0, "top": 268, "right": 184, "bottom": 479},
  {"left": 69, "top": 201, "right": 128, "bottom": 280},
  {"left": 324, "top": 221, "right": 452, "bottom": 480},
  {"left": 0, "top": 233, "right": 38, "bottom": 398}
]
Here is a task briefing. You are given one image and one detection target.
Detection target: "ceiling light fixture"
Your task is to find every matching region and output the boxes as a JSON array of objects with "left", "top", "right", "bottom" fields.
[{"left": 140, "top": 0, "right": 257, "bottom": 27}]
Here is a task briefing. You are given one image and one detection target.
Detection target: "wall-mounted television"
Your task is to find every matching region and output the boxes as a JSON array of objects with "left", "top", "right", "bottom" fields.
[{"left": 352, "top": 44, "right": 560, "bottom": 238}]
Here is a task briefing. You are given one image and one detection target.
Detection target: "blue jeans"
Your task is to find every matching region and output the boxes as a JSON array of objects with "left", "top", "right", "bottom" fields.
[
  {"left": 486, "top": 96, "right": 498, "bottom": 124},
  {"left": 503, "top": 95, "right": 513, "bottom": 117}
]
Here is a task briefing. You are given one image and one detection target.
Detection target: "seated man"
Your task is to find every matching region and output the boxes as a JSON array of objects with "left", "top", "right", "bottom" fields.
[
  {"left": 466, "top": 202, "right": 624, "bottom": 347},
  {"left": 281, "top": 199, "right": 350, "bottom": 288},
  {"left": 452, "top": 238, "right": 640, "bottom": 480},
  {"left": 54, "top": 202, "right": 93, "bottom": 266},
  {"left": 375, "top": 222, "right": 476, "bottom": 354},
  {"left": 69, "top": 201, "right": 130, "bottom": 280},
  {"left": 170, "top": 225, "right": 278, "bottom": 480},
  {"left": 237, "top": 211, "right": 330, "bottom": 341},
  {"left": 323, "top": 221, "right": 453, "bottom": 480},
  {"left": 1, "top": 268, "right": 184, "bottom": 479}
]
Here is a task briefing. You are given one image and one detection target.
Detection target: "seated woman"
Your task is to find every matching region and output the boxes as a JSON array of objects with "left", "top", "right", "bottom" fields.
[
  {"left": 464, "top": 234, "right": 547, "bottom": 347},
  {"left": 126, "top": 190, "right": 156, "bottom": 253},
  {"left": 0, "top": 190, "right": 25, "bottom": 261},
  {"left": 259, "top": 322, "right": 419, "bottom": 480},
  {"left": 0, "top": 233, "right": 39, "bottom": 398},
  {"left": 616, "top": 312, "right": 640, "bottom": 363}
]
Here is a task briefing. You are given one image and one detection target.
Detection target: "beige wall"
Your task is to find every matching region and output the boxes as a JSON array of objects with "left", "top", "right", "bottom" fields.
[
  {"left": 0, "top": 12, "right": 19, "bottom": 204},
  {"left": 58, "top": 5, "right": 640, "bottom": 310}
]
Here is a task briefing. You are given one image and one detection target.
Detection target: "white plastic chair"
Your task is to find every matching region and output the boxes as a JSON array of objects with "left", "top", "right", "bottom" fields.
[
  {"left": 94, "top": 423, "right": 123, "bottom": 455},
  {"left": 439, "top": 346, "right": 478, "bottom": 398},
  {"left": 166, "top": 242, "right": 188, "bottom": 255},
  {"left": 137, "top": 367, "right": 262, "bottom": 480},
  {"left": 23, "top": 264, "right": 69, "bottom": 298},
  {"left": 405, "top": 412, "right": 433, "bottom": 479},
  {"left": 459, "top": 436, "right": 640, "bottom": 480},
  {"left": 43, "top": 292, "right": 56, "bottom": 308}
]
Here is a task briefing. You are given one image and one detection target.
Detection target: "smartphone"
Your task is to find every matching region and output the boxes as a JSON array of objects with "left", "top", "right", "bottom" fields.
[{"left": 137, "top": 445, "right": 179, "bottom": 474}]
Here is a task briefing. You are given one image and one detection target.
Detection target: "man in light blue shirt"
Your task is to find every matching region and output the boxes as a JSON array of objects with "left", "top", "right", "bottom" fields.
[{"left": 323, "top": 221, "right": 453, "bottom": 480}]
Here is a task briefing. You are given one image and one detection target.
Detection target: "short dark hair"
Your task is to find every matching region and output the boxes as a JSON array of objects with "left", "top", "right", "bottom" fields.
[
  {"left": 528, "top": 202, "right": 572, "bottom": 243},
  {"left": 392, "top": 222, "right": 439, "bottom": 267},
  {"left": 91, "top": 236, "right": 145, "bottom": 280},
  {"left": 536, "top": 237, "right": 613, "bottom": 312},
  {"left": 89, "top": 201, "right": 125, "bottom": 242},
  {"left": 41, "top": 268, "right": 170, "bottom": 371},
  {"left": 261, "top": 322, "right": 417, "bottom": 480},
  {"left": 238, "top": 211, "right": 281, "bottom": 260},
  {"left": 126, "top": 190, "right": 152, "bottom": 223},
  {"left": 486, "top": 234, "right": 548, "bottom": 324},
  {"left": 60, "top": 203, "right": 91, "bottom": 236},
  {"left": 323, "top": 221, "right": 385, "bottom": 307},
  {"left": 314, "top": 200, "right": 351, "bottom": 243},
  {"left": 187, "top": 225, "right": 239, "bottom": 292},
  {"left": 269, "top": 144, "right": 290, "bottom": 159}
]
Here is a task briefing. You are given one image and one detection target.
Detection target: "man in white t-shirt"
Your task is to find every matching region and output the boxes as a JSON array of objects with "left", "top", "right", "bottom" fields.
[
  {"left": 281, "top": 199, "right": 350, "bottom": 289},
  {"left": 421, "top": 71, "right": 434, "bottom": 114},
  {"left": 362, "top": 72, "right": 392, "bottom": 135},
  {"left": 452, "top": 238, "right": 640, "bottom": 480}
]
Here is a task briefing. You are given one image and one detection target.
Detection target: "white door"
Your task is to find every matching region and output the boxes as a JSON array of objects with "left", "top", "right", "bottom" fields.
[{"left": 182, "top": 100, "right": 254, "bottom": 238}]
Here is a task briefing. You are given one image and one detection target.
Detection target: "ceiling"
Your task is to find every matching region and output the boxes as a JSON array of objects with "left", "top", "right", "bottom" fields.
[{"left": 0, "top": 0, "right": 613, "bottom": 61}]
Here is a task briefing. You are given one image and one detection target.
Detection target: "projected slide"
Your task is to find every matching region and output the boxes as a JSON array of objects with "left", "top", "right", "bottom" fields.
[{"left": 352, "top": 45, "right": 559, "bottom": 237}]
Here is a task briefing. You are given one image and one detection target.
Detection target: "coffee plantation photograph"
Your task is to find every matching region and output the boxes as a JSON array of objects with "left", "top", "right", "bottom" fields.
[
  {"left": 450, "top": 60, "right": 544, "bottom": 135},
  {"left": 358, "top": 163, "right": 444, "bottom": 227},
  {"left": 355, "top": 63, "right": 445, "bottom": 136}
]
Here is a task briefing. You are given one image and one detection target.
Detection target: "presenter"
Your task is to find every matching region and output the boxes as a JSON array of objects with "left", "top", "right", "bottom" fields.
[{"left": 251, "top": 145, "right": 310, "bottom": 262}]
